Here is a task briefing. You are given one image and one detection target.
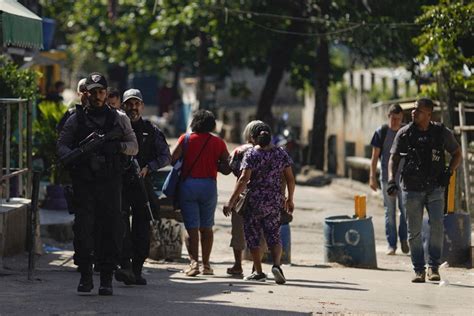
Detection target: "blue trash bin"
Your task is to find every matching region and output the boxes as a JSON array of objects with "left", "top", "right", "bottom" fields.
[
  {"left": 262, "top": 223, "right": 291, "bottom": 264},
  {"left": 443, "top": 212, "right": 472, "bottom": 267},
  {"left": 324, "top": 215, "right": 377, "bottom": 268}
]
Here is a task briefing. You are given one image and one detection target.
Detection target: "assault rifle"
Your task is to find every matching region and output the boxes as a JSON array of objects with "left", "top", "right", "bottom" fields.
[
  {"left": 59, "top": 128, "right": 122, "bottom": 166},
  {"left": 129, "top": 158, "right": 157, "bottom": 224}
]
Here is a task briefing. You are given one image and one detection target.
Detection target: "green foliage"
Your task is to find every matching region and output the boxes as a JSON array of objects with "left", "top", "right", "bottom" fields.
[
  {"left": 414, "top": 0, "right": 474, "bottom": 92},
  {"left": 368, "top": 84, "right": 393, "bottom": 103},
  {"left": 0, "top": 55, "right": 39, "bottom": 100},
  {"left": 329, "top": 82, "right": 348, "bottom": 106},
  {"left": 419, "top": 83, "right": 439, "bottom": 99},
  {"left": 33, "top": 101, "right": 68, "bottom": 184},
  {"left": 229, "top": 81, "right": 252, "bottom": 100}
]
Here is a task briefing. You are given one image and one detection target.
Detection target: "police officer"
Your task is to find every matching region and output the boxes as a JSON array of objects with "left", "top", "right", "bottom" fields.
[
  {"left": 56, "top": 78, "right": 87, "bottom": 133},
  {"left": 57, "top": 72, "right": 138, "bottom": 295},
  {"left": 388, "top": 98, "right": 462, "bottom": 283},
  {"left": 114, "top": 88, "right": 171, "bottom": 285},
  {"left": 107, "top": 87, "right": 122, "bottom": 110}
]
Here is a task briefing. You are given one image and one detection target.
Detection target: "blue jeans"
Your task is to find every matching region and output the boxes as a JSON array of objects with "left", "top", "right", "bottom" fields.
[
  {"left": 381, "top": 181, "right": 407, "bottom": 248},
  {"left": 402, "top": 187, "right": 445, "bottom": 272},
  {"left": 179, "top": 178, "right": 217, "bottom": 229}
]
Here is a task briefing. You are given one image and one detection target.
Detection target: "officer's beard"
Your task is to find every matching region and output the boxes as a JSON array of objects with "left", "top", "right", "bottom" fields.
[{"left": 126, "top": 110, "right": 140, "bottom": 122}]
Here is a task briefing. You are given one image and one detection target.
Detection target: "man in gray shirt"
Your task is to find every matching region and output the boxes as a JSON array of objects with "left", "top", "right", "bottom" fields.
[
  {"left": 369, "top": 103, "right": 408, "bottom": 256},
  {"left": 57, "top": 72, "right": 138, "bottom": 296},
  {"left": 388, "top": 98, "right": 462, "bottom": 283}
]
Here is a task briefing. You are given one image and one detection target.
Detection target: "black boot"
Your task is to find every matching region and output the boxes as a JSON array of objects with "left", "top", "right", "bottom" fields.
[
  {"left": 115, "top": 268, "right": 136, "bottom": 285},
  {"left": 132, "top": 260, "right": 147, "bottom": 285},
  {"left": 77, "top": 265, "right": 94, "bottom": 294},
  {"left": 98, "top": 270, "right": 113, "bottom": 296}
]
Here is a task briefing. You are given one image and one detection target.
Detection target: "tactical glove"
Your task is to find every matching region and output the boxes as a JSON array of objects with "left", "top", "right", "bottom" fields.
[
  {"left": 439, "top": 168, "right": 452, "bottom": 187},
  {"left": 386, "top": 179, "right": 398, "bottom": 196}
]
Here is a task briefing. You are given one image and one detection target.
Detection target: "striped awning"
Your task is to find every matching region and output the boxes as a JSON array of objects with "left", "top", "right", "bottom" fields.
[{"left": 0, "top": 0, "right": 43, "bottom": 49}]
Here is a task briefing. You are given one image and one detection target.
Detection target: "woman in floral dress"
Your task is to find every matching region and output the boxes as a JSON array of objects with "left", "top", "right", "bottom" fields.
[{"left": 224, "top": 122, "right": 295, "bottom": 284}]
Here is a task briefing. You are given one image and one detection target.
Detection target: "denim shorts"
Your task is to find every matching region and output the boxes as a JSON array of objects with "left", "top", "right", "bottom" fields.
[{"left": 179, "top": 178, "right": 217, "bottom": 229}]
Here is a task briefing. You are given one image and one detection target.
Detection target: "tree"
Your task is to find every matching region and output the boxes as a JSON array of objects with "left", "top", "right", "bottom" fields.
[
  {"left": 306, "top": 0, "right": 433, "bottom": 169},
  {"left": 414, "top": 0, "right": 474, "bottom": 127}
]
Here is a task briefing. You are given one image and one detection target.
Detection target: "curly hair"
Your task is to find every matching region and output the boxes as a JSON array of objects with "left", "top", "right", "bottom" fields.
[{"left": 190, "top": 109, "right": 216, "bottom": 133}]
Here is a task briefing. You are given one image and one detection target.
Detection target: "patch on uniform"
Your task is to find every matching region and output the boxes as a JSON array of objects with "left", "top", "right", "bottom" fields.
[{"left": 92, "top": 74, "right": 101, "bottom": 82}]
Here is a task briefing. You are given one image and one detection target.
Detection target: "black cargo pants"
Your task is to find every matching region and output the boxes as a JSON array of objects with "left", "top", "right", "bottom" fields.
[
  {"left": 72, "top": 175, "right": 123, "bottom": 271},
  {"left": 120, "top": 175, "right": 157, "bottom": 266}
]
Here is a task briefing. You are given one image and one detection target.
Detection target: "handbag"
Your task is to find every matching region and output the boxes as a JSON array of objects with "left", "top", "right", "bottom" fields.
[
  {"left": 234, "top": 190, "right": 249, "bottom": 217},
  {"left": 162, "top": 134, "right": 212, "bottom": 209},
  {"left": 162, "top": 134, "right": 190, "bottom": 197},
  {"left": 280, "top": 208, "right": 293, "bottom": 225}
]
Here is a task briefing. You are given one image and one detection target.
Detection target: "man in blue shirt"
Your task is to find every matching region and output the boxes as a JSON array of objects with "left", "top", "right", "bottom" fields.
[{"left": 369, "top": 103, "right": 409, "bottom": 255}]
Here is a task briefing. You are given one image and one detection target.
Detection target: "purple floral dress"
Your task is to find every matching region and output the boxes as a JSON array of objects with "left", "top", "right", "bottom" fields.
[
  {"left": 240, "top": 146, "right": 292, "bottom": 249},
  {"left": 241, "top": 146, "right": 292, "bottom": 216}
]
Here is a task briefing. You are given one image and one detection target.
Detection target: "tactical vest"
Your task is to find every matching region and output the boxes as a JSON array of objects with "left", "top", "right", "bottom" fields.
[
  {"left": 70, "top": 105, "right": 125, "bottom": 180},
  {"left": 131, "top": 118, "right": 158, "bottom": 169},
  {"left": 400, "top": 122, "right": 446, "bottom": 191}
]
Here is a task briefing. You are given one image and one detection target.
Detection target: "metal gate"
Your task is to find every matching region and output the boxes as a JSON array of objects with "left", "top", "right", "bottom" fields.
[{"left": 456, "top": 102, "right": 474, "bottom": 214}]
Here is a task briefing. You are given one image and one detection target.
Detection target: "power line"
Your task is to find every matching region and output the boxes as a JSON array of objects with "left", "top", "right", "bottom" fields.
[
  {"left": 207, "top": 5, "right": 421, "bottom": 28},
  {"left": 243, "top": 16, "right": 363, "bottom": 37}
]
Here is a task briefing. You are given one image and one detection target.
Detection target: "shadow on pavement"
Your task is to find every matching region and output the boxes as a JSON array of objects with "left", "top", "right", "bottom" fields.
[{"left": 0, "top": 252, "right": 314, "bottom": 315}]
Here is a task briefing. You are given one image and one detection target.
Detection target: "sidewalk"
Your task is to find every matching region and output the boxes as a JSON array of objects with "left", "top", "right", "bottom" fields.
[{"left": 0, "top": 172, "right": 473, "bottom": 315}]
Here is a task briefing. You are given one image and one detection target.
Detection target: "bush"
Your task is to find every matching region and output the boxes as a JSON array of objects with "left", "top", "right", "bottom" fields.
[
  {"left": 33, "top": 101, "right": 68, "bottom": 184},
  {"left": 0, "top": 55, "right": 39, "bottom": 100}
]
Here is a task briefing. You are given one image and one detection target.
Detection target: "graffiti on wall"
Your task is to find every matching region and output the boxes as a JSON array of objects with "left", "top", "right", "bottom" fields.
[{"left": 149, "top": 218, "right": 183, "bottom": 260}]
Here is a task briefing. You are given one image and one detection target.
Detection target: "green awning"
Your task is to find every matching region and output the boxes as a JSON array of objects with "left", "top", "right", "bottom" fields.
[{"left": 0, "top": 0, "right": 43, "bottom": 49}]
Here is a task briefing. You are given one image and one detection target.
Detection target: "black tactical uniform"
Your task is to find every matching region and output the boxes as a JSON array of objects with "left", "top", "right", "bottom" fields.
[
  {"left": 115, "top": 91, "right": 170, "bottom": 285},
  {"left": 57, "top": 73, "right": 138, "bottom": 295},
  {"left": 390, "top": 120, "right": 460, "bottom": 280}
]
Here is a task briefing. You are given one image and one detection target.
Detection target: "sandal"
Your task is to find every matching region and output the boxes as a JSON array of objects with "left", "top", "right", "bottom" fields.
[
  {"left": 202, "top": 265, "right": 214, "bottom": 275},
  {"left": 226, "top": 266, "right": 243, "bottom": 276},
  {"left": 185, "top": 262, "right": 200, "bottom": 277}
]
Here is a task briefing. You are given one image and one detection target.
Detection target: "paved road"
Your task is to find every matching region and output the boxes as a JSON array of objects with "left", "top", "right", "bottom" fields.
[{"left": 0, "top": 171, "right": 473, "bottom": 315}]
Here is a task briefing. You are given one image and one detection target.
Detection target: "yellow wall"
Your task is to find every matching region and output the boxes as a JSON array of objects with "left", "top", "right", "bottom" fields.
[{"left": 31, "top": 51, "right": 66, "bottom": 95}]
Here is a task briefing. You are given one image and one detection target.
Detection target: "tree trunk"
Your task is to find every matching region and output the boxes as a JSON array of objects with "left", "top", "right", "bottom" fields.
[
  {"left": 171, "top": 28, "right": 183, "bottom": 101},
  {"left": 171, "top": 63, "right": 182, "bottom": 102},
  {"left": 108, "top": 0, "right": 118, "bottom": 21},
  {"left": 256, "top": 6, "right": 305, "bottom": 126},
  {"left": 308, "top": 0, "right": 330, "bottom": 170},
  {"left": 437, "top": 69, "right": 456, "bottom": 129},
  {"left": 107, "top": 64, "right": 128, "bottom": 93},
  {"left": 197, "top": 31, "right": 208, "bottom": 109},
  {"left": 255, "top": 56, "right": 287, "bottom": 125}
]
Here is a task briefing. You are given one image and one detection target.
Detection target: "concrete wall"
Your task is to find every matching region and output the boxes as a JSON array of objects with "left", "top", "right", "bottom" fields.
[
  {"left": 216, "top": 69, "right": 299, "bottom": 107},
  {"left": 214, "top": 69, "right": 304, "bottom": 143},
  {"left": 303, "top": 67, "right": 418, "bottom": 176},
  {"left": 0, "top": 198, "right": 29, "bottom": 259}
]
